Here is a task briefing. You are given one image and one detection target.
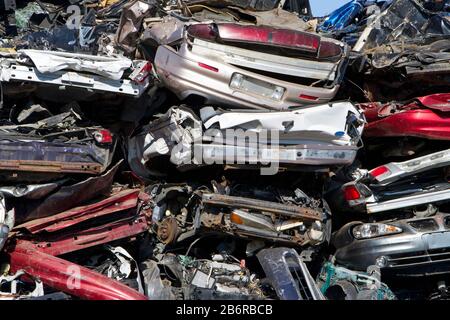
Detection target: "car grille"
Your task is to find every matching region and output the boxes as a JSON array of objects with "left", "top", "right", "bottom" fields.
[
  {"left": 408, "top": 219, "right": 439, "bottom": 232},
  {"left": 387, "top": 248, "right": 450, "bottom": 267}
]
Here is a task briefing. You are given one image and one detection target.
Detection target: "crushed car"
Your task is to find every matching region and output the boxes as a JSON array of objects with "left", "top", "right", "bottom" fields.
[
  {"left": 359, "top": 93, "right": 450, "bottom": 142},
  {"left": 341, "top": 148, "right": 449, "bottom": 214},
  {"left": 0, "top": 0, "right": 446, "bottom": 302},
  {"left": 142, "top": 0, "right": 350, "bottom": 109},
  {"left": 0, "top": 50, "right": 151, "bottom": 98},
  {"left": 332, "top": 209, "right": 450, "bottom": 280},
  {"left": 148, "top": 180, "right": 331, "bottom": 248},
  {"left": 127, "top": 102, "right": 365, "bottom": 178},
  {"left": 0, "top": 108, "right": 116, "bottom": 181}
]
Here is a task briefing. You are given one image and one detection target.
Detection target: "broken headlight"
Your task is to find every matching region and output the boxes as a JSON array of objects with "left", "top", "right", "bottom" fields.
[{"left": 352, "top": 223, "right": 402, "bottom": 239}]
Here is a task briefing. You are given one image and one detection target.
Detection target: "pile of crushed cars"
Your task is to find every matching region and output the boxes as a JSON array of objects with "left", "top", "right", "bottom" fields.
[{"left": 0, "top": 0, "right": 447, "bottom": 300}]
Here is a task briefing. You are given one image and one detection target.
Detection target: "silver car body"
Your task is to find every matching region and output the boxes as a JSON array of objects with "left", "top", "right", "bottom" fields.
[
  {"left": 154, "top": 23, "right": 349, "bottom": 110},
  {"left": 343, "top": 149, "right": 450, "bottom": 214},
  {"left": 368, "top": 149, "right": 450, "bottom": 186},
  {"left": 0, "top": 50, "right": 150, "bottom": 97}
]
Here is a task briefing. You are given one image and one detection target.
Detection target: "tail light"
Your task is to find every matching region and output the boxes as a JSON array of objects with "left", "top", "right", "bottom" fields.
[
  {"left": 318, "top": 41, "right": 343, "bottom": 60},
  {"left": 93, "top": 129, "right": 113, "bottom": 144},
  {"left": 344, "top": 185, "right": 361, "bottom": 201},
  {"left": 130, "top": 61, "right": 152, "bottom": 83},
  {"left": 369, "top": 166, "right": 391, "bottom": 180},
  {"left": 217, "top": 24, "right": 320, "bottom": 53},
  {"left": 343, "top": 184, "right": 368, "bottom": 207},
  {"left": 189, "top": 23, "right": 321, "bottom": 53},
  {"left": 187, "top": 24, "right": 217, "bottom": 41},
  {"left": 198, "top": 62, "right": 219, "bottom": 72},
  {"left": 299, "top": 94, "right": 319, "bottom": 101}
]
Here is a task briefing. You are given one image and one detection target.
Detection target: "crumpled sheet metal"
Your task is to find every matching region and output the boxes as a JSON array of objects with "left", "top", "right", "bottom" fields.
[
  {"left": 127, "top": 106, "right": 203, "bottom": 179},
  {"left": 0, "top": 182, "right": 62, "bottom": 200},
  {"left": 359, "top": 93, "right": 450, "bottom": 140},
  {"left": 141, "top": 16, "right": 185, "bottom": 47},
  {"left": 201, "top": 102, "right": 365, "bottom": 146},
  {"left": 14, "top": 189, "right": 141, "bottom": 234},
  {"left": 257, "top": 247, "right": 325, "bottom": 300},
  {"left": 317, "top": 0, "right": 364, "bottom": 33},
  {"left": 17, "top": 50, "right": 133, "bottom": 81},
  {"left": 14, "top": 212, "right": 149, "bottom": 256},
  {"left": 367, "top": 39, "right": 450, "bottom": 69},
  {"left": 355, "top": 0, "right": 450, "bottom": 51},
  {"left": 231, "top": 7, "right": 310, "bottom": 31},
  {"left": 115, "top": 0, "right": 156, "bottom": 55},
  {"left": 0, "top": 108, "right": 114, "bottom": 177},
  {"left": 127, "top": 102, "right": 365, "bottom": 177},
  {"left": 11, "top": 161, "right": 120, "bottom": 224}
]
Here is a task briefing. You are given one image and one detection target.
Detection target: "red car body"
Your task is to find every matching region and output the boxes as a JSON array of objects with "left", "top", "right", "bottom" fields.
[
  {"left": 8, "top": 240, "right": 148, "bottom": 300},
  {"left": 7, "top": 189, "right": 151, "bottom": 300},
  {"left": 359, "top": 93, "right": 450, "bottom": 140}
]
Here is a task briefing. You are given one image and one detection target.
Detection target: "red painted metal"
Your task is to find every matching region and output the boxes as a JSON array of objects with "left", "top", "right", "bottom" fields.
[
  {"left": 15, "top": 189, "right": 141, "bottom": 234},
  {"left": 216, "top": 24, "right": 320, "bottom": 52},
  {"left": 359, "top": 94, "right": 450, "bottom": 140},
  {"left": 7, "top": 240, "right": 148, "bottom": 300},
  {"left": 416, "top": 93, "right": 450, "bottom": 111},
  {"left": 187, "top": 23, "right": 334, "bottom": 56},
  {"left": 30, "top": 214, "right": 148, "bottom": 256},
  {"left": 7, "top": 189, "right": 151, "bottom": 299}
]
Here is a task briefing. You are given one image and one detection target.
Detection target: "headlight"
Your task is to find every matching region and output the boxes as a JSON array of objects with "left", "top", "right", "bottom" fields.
[{"left": 352, "top": 223, "right": 402, "bottom": 239}]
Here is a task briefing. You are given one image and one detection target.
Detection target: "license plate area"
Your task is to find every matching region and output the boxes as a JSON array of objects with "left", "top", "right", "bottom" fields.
[{"left": 230, "top": 73, "right": 285, "bottom": 101}]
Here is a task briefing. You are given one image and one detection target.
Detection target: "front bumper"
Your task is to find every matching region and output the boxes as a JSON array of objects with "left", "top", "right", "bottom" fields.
[{"left": 334, "top": 213, "right": 450, "bottom": 276}]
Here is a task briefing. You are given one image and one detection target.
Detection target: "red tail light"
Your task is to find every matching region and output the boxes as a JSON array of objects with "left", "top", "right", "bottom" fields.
[
  {"left": 130, "top": 61, "right": 152, "bottom": 83},
  {"left": 318, "top": 41, "right": 343, "bottom": 60},
  {"left": 299, "top": 94, "right": 319, "bottom": 101},
  {"left": 217, "top": 24, "right": 320, "bottom": 52},
  {"left": 187, "top": 24, "right": 217, "bottom": 41},
  {"left": 94, "top": 129, "right": 113, "bottom": 144},
  {"left": 369, "top": 166, "right": 390, "bottom": 178},
  {"left": 343, "top": 185, "right": 361, "bottom": 201},
  {"left": 189, "top": 23, "right": 321, "bottom": 53},
  {"left": 198, "top": 62, "right": 219, "bottom": 72}
]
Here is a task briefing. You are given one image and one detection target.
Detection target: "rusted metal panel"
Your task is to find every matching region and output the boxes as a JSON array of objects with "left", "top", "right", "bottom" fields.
[
  {"left": 14, "top": 189, "right": 141, "bottom": 234},
  {"left": 201, "top": 193, "right": 324, "bottom": 221}
]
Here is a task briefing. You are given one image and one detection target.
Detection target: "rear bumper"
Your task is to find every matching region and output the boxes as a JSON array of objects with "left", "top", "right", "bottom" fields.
[
  {"left": 366, "top": 189, "right": 450, "bottom": 214},
  {"left": 0, "top": 140, "right": 113, "bottom": 175},
  {"left": 154, "top": 44, "right": 342, "bottom": 110},
  {"left": 0, "top": 62, "right": 147, "bottom": 97},
  {"left": 195, "top": 143, "right": 358, "bottom": 166}
]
